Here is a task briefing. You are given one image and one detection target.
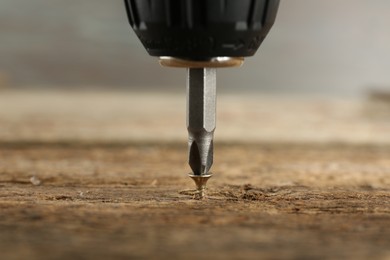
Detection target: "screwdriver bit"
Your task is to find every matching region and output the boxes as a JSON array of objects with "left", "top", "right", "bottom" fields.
[{"left": 187, "top": 68, "right": 216, "bottom": 175}]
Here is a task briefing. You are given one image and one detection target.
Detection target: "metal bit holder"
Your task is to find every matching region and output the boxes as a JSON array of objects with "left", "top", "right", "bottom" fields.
[{"left": 159, "top": 57, "right": 244, "bottom": 69}]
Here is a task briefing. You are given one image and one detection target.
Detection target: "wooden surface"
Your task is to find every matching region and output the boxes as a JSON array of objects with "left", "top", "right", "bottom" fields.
[{"left": 0, "top": 91, "right": 390, "bottom": 259}]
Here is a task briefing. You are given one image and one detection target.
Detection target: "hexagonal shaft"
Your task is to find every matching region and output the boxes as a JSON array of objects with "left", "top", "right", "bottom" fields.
[{"left": 187, "top": 68, "right": 216, "bottom": 176}]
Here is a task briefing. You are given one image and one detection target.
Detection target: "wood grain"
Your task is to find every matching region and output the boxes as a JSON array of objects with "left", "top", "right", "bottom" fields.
[
  {"left": 0, "top": 91, "right": 389, "bottom": 259},
  {"left": 0, "top": 142, "right": 389, "bottom": 259}
]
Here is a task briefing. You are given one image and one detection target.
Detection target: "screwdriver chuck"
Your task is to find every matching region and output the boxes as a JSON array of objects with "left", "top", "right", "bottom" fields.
[{"left": 124, "top": 0, "right": 279, "bottom": 59}]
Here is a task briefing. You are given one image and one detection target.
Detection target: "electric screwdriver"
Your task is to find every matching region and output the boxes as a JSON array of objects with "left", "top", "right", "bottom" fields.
[{"left": 124, "top": 0, "right": 280, "bottom": 197}]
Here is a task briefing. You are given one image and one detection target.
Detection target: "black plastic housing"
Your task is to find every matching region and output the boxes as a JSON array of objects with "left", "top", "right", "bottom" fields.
[{"left": 124, "top": 0, "right": 280, "bottom": 59}]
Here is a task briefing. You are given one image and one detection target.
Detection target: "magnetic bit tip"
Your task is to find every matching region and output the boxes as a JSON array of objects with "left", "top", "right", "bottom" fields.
[{"left": 188, "top": 136, "right": 214, "bottom": 175}]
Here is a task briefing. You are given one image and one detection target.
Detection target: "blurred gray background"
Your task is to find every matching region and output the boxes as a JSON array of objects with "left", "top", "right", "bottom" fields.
[{"left": 1, "top": 0, "right": 390, "bottom": 96}]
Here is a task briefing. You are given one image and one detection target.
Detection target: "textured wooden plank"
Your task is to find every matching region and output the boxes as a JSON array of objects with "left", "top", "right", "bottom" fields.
[
  {"left": 0, "top": 91, "right": 389, "bottom": 259},
  {"left": 0, "top": 142, "right": 389, "bottom": 259}
]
